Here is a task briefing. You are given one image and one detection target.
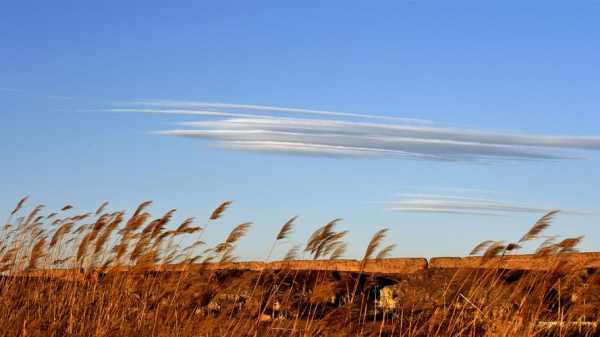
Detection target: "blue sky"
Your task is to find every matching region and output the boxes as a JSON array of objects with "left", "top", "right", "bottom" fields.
[{"left": 2, "top": 1, "right": 600, "bottom": 259}]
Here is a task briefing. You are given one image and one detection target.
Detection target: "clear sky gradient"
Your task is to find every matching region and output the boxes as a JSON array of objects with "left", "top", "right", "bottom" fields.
[{"left": 2, "top": 1, "right": 599, "bottom": 259}]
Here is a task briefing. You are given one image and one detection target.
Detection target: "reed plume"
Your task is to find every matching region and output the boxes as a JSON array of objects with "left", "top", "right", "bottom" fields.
[
  {"left": 376, "top": 244, "right": 396, "bottom": 260},
  {"left": 283, "top": 244, "right": 301, "bottom": 261},
  {"left": 536, "top": 245, "right": 559, "bottom": 257},
  {"left": 305, "top": 218, "right": 342, "bottom": 258},
  {"left": 469, "top": 240, "right": 494, "bottom": 255},
  {"left": 131, "top": 209, "right": 173, "bottom": 261},
  {"left": 27, "top": 237, "right": 46, "bottom": 270},
  {"left": 219, "top": 249, "right": 236, "bottom": 263},
  {"left": 69, "top": 213, "right": 91, "bottom": 222},
  {"left": 329, "top": 242, "right": 347, "bottom": 260},
  {"left": 130, "top": 236, "right": 151, "bottom": 262},
  {"left": 361, "top": 228, "right": 388, "bottom": 266},
  {"left": 277, "top": 216, "right": 297, "bottom": 240},
  {"left": 73, "top": 224, "right": 89, "bottom": 235},
  {"left": 95, "top": 201, "right": 109, "bottom": 215},
  {"left": 210, "top": 201, "right": 232, "bottom": 220},
  {"left": 145, "top": 209, "right": 176, "bottom": 239},
  {"left": 482, "top": 241, "right": 506, "bottom": 261},
  {"left": 317, "top": 231, "right": 348, "bottom": 259},
  {"left": 174, "top": 217, "right": 201, "bottom": 235},
  {"left": 94, "top": 211, "right": 124, "bottom": 254},
  {"left": 557, "top": 236, "right": 583, "bottom": 253},
  {"left": 50, "top": 222, "right": 73, "bottom": 247},
  {"left": 519, "top": 210, "right": 559, "bottom": 242},
  {"left": 10, "top": 196, "right": 28, "bottom": 216},
  {"left": 214, "top": 222, "right": 251, "bottom": 257},
  {"left": 224, "top": 222, "right": 252, "bottom": 246},
  {"left": 23, "top": 205, "right": 44, "bottom": 229},
  {"left": 112, "top": 243, "right": 128, "bottom": 261},
  {"left": 182, "top": 240, "right": 205, "bottom": 252},
  {"left": 505, "top": 242, "right": 521, "bottom": 252},
  {"left": 89, "top": 213, "right": 112, "bottom": 241},
  {"left": 133, "top": 200, "right": 153, "bottom": 217},
  {"left": 0, "top": 248, "right": 17, "bottom": 265},
  {"left": 120, "top": 210, "right": 151, "bottom": 237},
  {"left": 77, "top": 233, "right": 93, "bottom": 262},
  {"left": 350, "top": 227, "right": 389, "bottom": 304}
]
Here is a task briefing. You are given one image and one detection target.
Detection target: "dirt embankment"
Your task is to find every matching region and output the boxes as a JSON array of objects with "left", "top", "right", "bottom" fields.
[
  {"left": 16, "top": 252, "right": 600, "bottom": 279},
  {"left": 200, "top": 252, "right": 600, "bottom": 274},
  {"left": 199, "top": 258, "right": 428, "bottom": 274},
  {"left": 428, "top": 252, "right": 600, "bottom": 271}
]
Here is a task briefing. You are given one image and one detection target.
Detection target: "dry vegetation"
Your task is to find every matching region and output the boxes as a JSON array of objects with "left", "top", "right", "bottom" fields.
[{"left": 1, "top": 197, "right": 599, "bottom": 337}]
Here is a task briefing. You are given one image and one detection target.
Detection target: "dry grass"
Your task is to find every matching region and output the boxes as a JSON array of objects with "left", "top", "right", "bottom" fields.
[{"left": 0, "top": 199, "right": 599, "bottom": 337}]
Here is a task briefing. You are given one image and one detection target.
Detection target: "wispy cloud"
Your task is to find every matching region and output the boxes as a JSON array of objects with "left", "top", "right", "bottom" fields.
[
  {"left": 158, "top": 128, "right": 575, "bottom": 161},
  {"left": 111, "top": 100, "right": 600, "bottom": 162},
  {"left": 382, "top": 194, "right": 588, "bottom": 216},
  {"left": 216, "top": 141, "right": 448, "bottom": 160},
  {"left": 106, "top": 108, "right": 270, "bottom": 119},
  {"left": 119, "top": 100, "right": 433, "bottom": 124}
]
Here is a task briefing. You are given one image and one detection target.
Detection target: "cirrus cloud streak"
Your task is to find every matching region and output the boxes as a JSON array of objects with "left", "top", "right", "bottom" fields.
[
  {"left": 111, "top": 101, "right": 600, "bottom": 163},
  {"left": 382, "top": 194, "right": 588, "bottom": 216}
]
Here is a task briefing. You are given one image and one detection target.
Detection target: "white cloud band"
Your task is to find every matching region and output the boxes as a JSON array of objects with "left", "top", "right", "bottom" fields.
[
  {"left": 110, "top": 101, "right": 600, "bottom": 162},
  {"left": 382, "top": 194, "right": 587, "bottom": 216}
]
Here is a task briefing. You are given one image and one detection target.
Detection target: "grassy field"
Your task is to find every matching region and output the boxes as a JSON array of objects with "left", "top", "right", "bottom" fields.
[{"left": 1, "top": 197, "right": 599, "bottom": 337}]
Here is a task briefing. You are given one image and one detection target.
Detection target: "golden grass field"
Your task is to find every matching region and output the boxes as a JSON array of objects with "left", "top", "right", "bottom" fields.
[{"left": 1, "top": 197, "right": 599, "bottom": 337}]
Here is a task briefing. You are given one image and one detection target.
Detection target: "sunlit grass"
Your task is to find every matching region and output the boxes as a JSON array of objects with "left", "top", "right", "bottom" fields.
[{"left": 0, "top": 197, "right": 598, "bottom": 337}]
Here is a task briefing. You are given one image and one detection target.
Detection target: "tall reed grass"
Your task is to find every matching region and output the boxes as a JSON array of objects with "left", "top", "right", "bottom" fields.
[{"left": 0, "top": 197, "right": 598, "bottom": 337}]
